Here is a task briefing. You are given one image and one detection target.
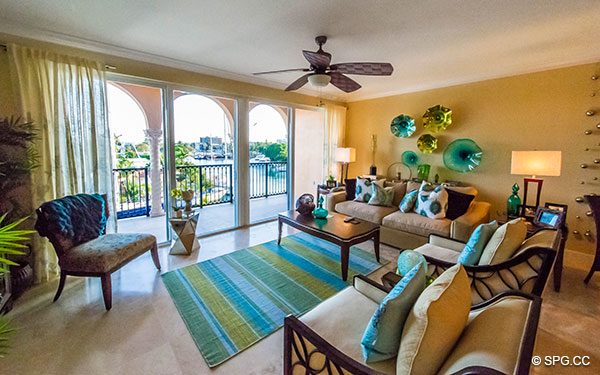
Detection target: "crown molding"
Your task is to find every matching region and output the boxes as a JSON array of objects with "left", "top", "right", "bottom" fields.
[{"left": 0, "top": 18, "right": 345, "bottom": 102}]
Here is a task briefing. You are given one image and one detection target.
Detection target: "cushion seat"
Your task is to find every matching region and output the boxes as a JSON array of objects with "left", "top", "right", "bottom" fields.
[
  {"left": 382, "top": 211, "right": 451, "bottom": 238},
  {"left": 59, "top": 233, "right": 157, "bottom": 273},
  {"left": 300, "top": 287, "right": 396, "bottom": 375},
  {"left": 335, "top": 201, "right": 398, "bottom": 224},
  {"left": 414, "top": 243, "right": 461, "bottom": 263}
]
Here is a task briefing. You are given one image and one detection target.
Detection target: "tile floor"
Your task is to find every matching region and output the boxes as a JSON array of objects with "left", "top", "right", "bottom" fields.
[{"left": 1, "top": 221, "right": 598, "bottom": 374}]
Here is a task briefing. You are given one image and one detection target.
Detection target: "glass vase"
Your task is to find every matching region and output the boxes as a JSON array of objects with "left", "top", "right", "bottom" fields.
[{"left": 417, "top": 164, "right": 431, "bottom": 181}]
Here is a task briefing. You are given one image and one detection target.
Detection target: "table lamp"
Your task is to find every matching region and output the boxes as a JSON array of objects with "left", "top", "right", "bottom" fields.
[
  {"left": 335, "top": 147, "right": 356, "bottom": 182},
  {"left": 510, "top": 151, "right": 562, "bottom": 215}
]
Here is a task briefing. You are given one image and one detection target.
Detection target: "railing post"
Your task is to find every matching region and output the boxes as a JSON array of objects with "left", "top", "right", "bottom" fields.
[
  {"left": 199, "top": 165, "right": 204, "bottom": 208},
  {"left": 144, "top": 167, "right": 150, "bottom": 216},
  {"left": 264, "top": 162, "right": 269, "bottom": 198},
  {"left": 229, "top": 164, "right": 233, "bottom": 203}
]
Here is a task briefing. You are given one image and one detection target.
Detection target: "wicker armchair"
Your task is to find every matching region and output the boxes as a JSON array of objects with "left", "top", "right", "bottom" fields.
[{"left": 35, "top": 194, "right": 160, "bottom": 310}]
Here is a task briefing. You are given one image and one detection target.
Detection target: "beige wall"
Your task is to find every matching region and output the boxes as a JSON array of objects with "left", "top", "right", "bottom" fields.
[{"left": 346, "top": 62, "right": 600, "bottom": 254}]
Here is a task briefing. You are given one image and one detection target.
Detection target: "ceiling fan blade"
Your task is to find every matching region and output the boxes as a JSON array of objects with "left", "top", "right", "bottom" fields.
[
  {"left": 329, "top": 62, "right": 393, "bottom": 76},
  {"left": 285, "top": 74, "right": 311, "bottom": 91},
  {"left": 253, "top": 68, "right": 310, "bottom": 75},
  {"left": 329, "top": 72, "right": 361, "bottom": 93},
  {"left": 302, "top": 50, "right": 331, "bottom": 68}
]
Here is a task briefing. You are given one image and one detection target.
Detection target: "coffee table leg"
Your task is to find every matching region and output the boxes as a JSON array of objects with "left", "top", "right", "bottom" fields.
[
  {"left": 277, "top": 218, "right": 283, "bottom": 245},
  {"left": 373, "top": 230, "right": 380, "bottom": 263},
  {"left": 341, "top": 245, "right": 349, "bottom": 281}
]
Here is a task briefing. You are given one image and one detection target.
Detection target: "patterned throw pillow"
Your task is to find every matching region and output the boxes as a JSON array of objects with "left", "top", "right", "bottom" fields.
[
  {"left": 361, "top": 262, "right": 426, "bottom": 362},
  {"left": 354, "top": 177, "right": 383, "bottom": 203},
  {"left": 457, "top": 221, "right": 499, "bottom": 265},
  {"left": 400, "top": 189, "right": 418, "bottom": 212},
  {"left": 368, "top": 184, "right": 395, "bottom": 206},
  {"left": 414, "top": 181, "right": 448, "bottom": 219}
]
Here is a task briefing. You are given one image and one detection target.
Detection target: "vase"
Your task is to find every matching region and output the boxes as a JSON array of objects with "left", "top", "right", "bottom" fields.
[
  {"left": 507, "top": 183, "right": 521, "bottom": 217},
  {"left": 175, "top": 210, "right": 182, "bottom": 218},
  {"left": 312, "top": 196, "right": 329, "bottom": 219},
  {"left": 369, "top": 165, "right": 377, "bottom": 175},
  {"left": 417, "top": 164, "right": 431, "bottom": 181}
]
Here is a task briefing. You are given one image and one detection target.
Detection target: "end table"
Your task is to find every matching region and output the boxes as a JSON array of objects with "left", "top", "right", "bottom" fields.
[
  {"left": 381, "top": 271, "right": 401, "bottom": 291},
  {"left": 169, "top": 211, "right": 200, "bottom": 255}
]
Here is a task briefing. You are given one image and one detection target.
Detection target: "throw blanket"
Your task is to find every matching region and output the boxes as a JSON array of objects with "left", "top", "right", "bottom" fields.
[{"left": 35, "top": 193, "right": 107, "bottom": 247}]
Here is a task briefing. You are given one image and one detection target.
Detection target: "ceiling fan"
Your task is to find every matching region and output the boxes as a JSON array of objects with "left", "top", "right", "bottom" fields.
[{"left": 253, "top": 36, "right": 393, "bottom": 93}]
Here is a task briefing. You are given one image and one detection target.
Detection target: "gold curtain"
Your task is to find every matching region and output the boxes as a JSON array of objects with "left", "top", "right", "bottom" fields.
[
  {"left": 324, "top": 104, "right": 347, "bottom": 180},
  {"left": 8, "top": 44, "right": 114, "bottom": 283}
]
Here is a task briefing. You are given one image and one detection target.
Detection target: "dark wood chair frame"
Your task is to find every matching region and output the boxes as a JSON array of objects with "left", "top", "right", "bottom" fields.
[
  {"left": 37, "top": 194, "right": 161, "bottom": 310},
  {"left": 284, "top": 275, "right": 541, "bottom": 375}
]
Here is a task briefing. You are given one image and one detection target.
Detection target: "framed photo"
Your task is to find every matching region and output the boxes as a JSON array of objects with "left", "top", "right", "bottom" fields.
[
  {"left": 518, "top": 204, "right": 537, "bottom": 221},
  {"left": 544, "top": 202, "right": 568, "bottom": 215},
  {"left": 533, "top": 207, "right": 565, "bottom": 229}
]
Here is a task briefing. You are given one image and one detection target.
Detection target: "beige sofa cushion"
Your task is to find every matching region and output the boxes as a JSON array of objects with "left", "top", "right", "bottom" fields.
[
  {"left": 415, "top": 243, "right": 461, "bottom": 263},
  {"left": 335, "top": 201, "right": 398, "bottom": 224},
  {"left": 397, "top": 264, "right": 471, "bottom": 375},
  {"left": 478, "top": 218, "right": 528, "bottom": 265},
  {"left": 384, "top": 181, "right": 408, "bottom": 206},
  {"left": 406, "top": 180, "right": 421, "bottom": 193},
  {"left": 300, "top": 287, "right": 396, "bottom": 375},
  {"left": 438, "top": 296, "right": 532, "bottom": 374},
  {"left": 382, "top": 211, "right": 451, "bottom": 238}
]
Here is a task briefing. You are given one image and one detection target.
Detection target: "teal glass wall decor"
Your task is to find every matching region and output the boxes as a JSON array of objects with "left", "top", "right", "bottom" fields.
[
  {"left": 417, "top": 164, "right": 431, "bottom": 181},
  {"left": 417, "top": 134, "right": 438, "bottom": 153},
  {"left": 401, "top": 150, "right": 419, "bottom": 167},
  {"left": 423, "top": 105, "right": 452, "bottom": 133},
  {"left": 507, "top": 183, "right": 521, "bottom": 217},
  {"left": 442, "top": 138, "right": 483, "bottom": 172},
  {"left": 390, "top": 114, "right": 416, "bottom": 138},
  {"left": 312, "top": 196, "right": 329, "bottom": 219}
]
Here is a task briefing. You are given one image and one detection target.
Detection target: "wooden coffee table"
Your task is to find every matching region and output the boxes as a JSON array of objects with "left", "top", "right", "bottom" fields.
[{"left": 277, "top": 210, "right": 380, "bottom": 281}]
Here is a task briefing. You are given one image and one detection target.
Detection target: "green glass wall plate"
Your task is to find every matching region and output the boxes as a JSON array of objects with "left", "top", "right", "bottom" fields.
[
  {"left": 417, "top": 134, "right": 438, "bottom": 153},
  {"left": 443, "top": 138, "right": 483, "bottom": 173},
  {"left": 423, "top": 105, "right": 452, "bottom": 133},
  {"left": 401, "top": 150, "right": 419, "bottom": 167},
  {"left": 390, "top": 114, "right": 416, "bottom": 138}
]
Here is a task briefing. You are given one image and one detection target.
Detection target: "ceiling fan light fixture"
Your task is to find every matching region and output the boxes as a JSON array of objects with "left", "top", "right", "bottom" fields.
[{"left": 308, "top": 74, "right": 331, "bottom": 87}]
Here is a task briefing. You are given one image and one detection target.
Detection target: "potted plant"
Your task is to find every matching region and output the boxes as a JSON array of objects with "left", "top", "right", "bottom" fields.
[
  {"left": 326, "top": 175, "right": 336, "bottom": 188},
  {"left": 0, "top": 214, "right": 35, "bottom": 357},
  {"left": 171, "top": 189, "right": 183, "bottom": 218}
]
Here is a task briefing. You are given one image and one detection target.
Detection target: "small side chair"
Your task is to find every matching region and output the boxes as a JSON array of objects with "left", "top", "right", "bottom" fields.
[{"left": 35, "top": 193, "right": 160, "bottom": 310}]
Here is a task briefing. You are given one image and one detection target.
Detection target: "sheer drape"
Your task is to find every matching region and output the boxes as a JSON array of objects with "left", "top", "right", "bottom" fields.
[
  {"left": 9, "top": 44, "right": 114, "bottom": 283},
  {"left": 324, "top": 104, "right": 347, "bottom": 180}
]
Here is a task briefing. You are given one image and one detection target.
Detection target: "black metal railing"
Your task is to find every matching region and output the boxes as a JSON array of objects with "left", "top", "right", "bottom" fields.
[{"left": 113, "top": 161, "right": 287, "bottom": 219}]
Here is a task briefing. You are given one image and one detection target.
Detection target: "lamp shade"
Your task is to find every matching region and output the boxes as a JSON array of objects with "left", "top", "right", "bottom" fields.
[
  {"left": 511, "top": 151, "right": 562, "bottom": 177},
  {"left": 308, "top": 74, "right": 331, "bottom": 87},
  {"left": 335, "top": 147, "right": 356, "bottom": 163}
]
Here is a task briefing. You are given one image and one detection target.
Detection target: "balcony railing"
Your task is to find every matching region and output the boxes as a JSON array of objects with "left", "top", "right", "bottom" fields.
[{"left": 113, "top": 161, "right": 287, "bottom": 219}]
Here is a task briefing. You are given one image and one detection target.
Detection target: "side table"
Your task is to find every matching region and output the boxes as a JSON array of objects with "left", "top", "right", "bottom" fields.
[
  {"left": 169, "top": 211, "right": 200, "bottom": 255},
  {"left": 381, "top": 271, "right": 401, "bottom": 291}
]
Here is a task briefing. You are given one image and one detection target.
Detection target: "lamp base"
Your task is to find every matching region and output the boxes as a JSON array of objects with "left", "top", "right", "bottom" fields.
[{"left": 522, "top": 177, "right": 543, "bottom": 216}]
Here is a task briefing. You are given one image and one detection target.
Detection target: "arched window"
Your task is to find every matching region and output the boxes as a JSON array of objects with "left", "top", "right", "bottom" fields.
[{"left": 249, "top": 104, "right": 287, "bottom": 143}]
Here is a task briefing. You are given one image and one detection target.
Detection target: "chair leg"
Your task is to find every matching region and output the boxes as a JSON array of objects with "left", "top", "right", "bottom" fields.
[
  {"left": 150, "top": 242, "right": 161, "bottom": 270},
  {"left": 100, "top": 273, "right": 112, "bottom": 310},
  {"left": 53, "top": 271, "right": 67, "bottom": 302}
]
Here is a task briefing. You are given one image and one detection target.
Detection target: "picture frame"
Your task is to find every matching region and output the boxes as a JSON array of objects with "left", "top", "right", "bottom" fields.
[
  {"left": 544, "top": 202, "right": 568, "bottom": 215},
  {"left": 518, "top": 204, "right": 537, "bottom": 221},
  {"left": 533, "top": 207, "right": 565, "bottom": 229}
]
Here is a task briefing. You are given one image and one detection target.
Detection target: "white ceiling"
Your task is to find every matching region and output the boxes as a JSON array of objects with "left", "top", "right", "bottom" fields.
[{"left": 1, "top": 0, "right": 599, "bottom": 102}]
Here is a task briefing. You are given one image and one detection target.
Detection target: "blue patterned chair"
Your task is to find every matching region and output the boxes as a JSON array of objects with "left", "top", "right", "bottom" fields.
[{"left": 35, "top": 194, "right": 160, "bottom": 310}]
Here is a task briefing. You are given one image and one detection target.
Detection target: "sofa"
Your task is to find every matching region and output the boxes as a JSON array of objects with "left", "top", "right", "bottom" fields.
[
  {"left": 284, "top": 274, "right": 540, "bottom": 375},
  {"left": 326, "top": 180, "right": 491, "bottom": 249}
]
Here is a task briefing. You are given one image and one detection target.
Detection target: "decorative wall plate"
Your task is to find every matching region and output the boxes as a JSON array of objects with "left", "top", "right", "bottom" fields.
[
  {"left": 417, "top": 134, "right": 438, "bottom": 153},
  {"left": 443, "top": 138, "right": 483, "bottom": 173},
  {"left": 401, "top": 150, "right": 419, "bottom": 166},
  {"left": 390, "top": 114, "right": 416, "bottom": 138},
  {"left": 423, "top": 105, "right": 452, "bottom": 133}
]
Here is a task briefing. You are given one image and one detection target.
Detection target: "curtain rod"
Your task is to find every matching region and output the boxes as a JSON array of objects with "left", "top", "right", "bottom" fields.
[{"left": 0, "top": 42, "right": 115, "bottom": 70}]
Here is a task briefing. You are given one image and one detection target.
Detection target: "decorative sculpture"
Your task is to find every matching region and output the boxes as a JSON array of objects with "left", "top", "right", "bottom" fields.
[
  {"left": 296, "top": 193, "right": 316, "bottom": 216},
  {"left": 423, "top": 104, "right": 452, "bottom": 132},
  {"left": 417, "top": 134, "right": 438, "bottom": 153},
  {"left": 390, "top": 114, "right": 416, "bottom": 138},
  {"left": 442, "top": 138, "right": 483, "bottom": 173}
]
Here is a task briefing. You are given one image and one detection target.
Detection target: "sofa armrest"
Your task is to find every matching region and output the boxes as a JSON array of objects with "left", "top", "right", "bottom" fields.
[
  {"left": 450, "top": 201, "right": 491, "bottom": 242},
  {"left": 428, "top": 234, "right": 466, "bottom": 252},
  {"left": 284, "top": 315, "right": 385, "bottom": 375},
  {"left": 353, "top": 275, "right": 388, "bottom": 304},
  {"left": 325, "top": 191, "right": 348, "bottom": 212}
]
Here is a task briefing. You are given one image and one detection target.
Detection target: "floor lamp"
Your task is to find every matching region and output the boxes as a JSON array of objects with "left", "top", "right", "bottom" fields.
[
  {"left": 335, "top": 147, "right": 356, "bottom": 183},
  {"left": 511, "top": 151, "right": 562, "bottom": 216}
]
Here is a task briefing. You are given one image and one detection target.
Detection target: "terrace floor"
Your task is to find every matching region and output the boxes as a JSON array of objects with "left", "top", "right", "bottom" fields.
[{"left": 118, "top": 194, "right": 288, "bottom": 242}]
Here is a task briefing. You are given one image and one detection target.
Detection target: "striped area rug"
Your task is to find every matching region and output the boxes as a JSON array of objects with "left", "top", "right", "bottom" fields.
[{"left": 161, "top": 232, "right": 386, "bottom": 367}]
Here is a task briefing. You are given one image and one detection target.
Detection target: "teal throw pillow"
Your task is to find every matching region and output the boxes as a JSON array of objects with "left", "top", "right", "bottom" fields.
[
  {"left": 400, "top": 189, "right": 418, "bottom": 212},
  {"left": 414, "top": 181, "right": 448, "bottom": 219},
  {"left": 361, "top": 263, "right": 427, "bottom": 362},
  {"left": 355, "top": 177, "right": 383, "bottom": 203},
  {"left": 368, "top": 184, "right": 395, "bottom": 207},
  {"left": 457, "top": 221, "right": 499, "bottom": 265}
]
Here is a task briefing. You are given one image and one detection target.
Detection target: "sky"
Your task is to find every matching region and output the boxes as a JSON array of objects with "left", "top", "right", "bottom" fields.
[{"left": 107, "top": 84, "right": 287, "bottom": 145}]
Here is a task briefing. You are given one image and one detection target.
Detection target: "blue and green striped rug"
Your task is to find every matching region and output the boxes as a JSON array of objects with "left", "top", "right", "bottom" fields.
[{"left": 161, "top": 232, "right": 386, "bottom": 367}]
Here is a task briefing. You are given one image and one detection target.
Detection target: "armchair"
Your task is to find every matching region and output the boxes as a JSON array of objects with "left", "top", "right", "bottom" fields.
[
  {"left": 284, "top": 275, "right": 541, "bottom": 375},
  {"left": 35, "top": 194, "right": 160, "bottom": 310}
]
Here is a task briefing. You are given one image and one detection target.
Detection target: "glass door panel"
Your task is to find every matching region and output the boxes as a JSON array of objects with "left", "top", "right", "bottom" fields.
[{"left": 294, "top": 108, "right": 326, "bottom": 201}]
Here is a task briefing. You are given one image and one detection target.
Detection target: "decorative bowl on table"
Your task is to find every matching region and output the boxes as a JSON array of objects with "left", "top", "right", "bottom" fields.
[
  {"left": 391, "top": 114, "right": 416, "bottom": 138},
  {"left": 296, "top": 193, "right": 316, "bottom": 216}
]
